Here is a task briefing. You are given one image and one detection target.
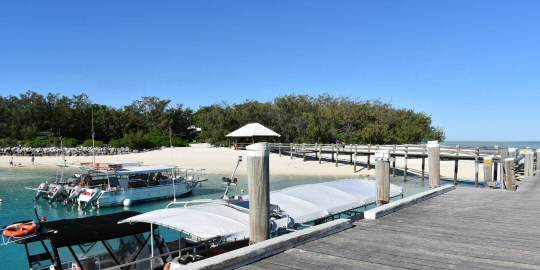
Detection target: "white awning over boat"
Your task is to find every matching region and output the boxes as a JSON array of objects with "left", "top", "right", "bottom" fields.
[
  {"left": 226, "top": 122, "right": 280, "bottom": 138},
  {"left": 120, "top": 179, "right": 403, "bottom": 241},
  {"left": 119, "top": 203, "right": 249, "bottom": 241},
  {"left": 246, "top": 179, "right": 403, "bottom": 224},
  {"left": 115, "top": 165, "right": 177, "bottom": 175}
]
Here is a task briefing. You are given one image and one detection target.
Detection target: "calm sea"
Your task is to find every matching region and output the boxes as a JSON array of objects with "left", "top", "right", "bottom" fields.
[
  {"left": 0, "top": 168, "right": 430, "bottom": 269},
  {"left": 444, "top": 141, "right": 540, "bottom": 149}
]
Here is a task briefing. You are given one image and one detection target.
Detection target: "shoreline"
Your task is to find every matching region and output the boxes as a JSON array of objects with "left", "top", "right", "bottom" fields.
[{"left": 0, "top": 145, "right": 482, "bottom": 180}]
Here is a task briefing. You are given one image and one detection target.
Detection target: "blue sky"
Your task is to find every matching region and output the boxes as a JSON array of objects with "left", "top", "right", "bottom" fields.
[{"left": 1, "top": 1, "right": 539, "bottom": 141}]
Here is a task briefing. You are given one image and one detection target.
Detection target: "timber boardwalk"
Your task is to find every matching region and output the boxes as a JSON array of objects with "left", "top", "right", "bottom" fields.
[{"left": 240, "top": 173, "right": 540, "bottom": 270}]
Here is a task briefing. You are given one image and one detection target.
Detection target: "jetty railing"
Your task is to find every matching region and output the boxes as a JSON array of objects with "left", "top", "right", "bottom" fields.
[{"left": 261, "top": 142, "right": 535, "bottom": 187}]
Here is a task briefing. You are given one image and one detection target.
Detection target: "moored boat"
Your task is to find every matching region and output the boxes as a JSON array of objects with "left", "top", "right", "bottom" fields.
[{"left": 28, "top": 162, "right": 208, "bottom": 208}]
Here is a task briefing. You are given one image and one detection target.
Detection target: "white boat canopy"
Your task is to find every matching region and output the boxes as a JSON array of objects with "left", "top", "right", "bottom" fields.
[
  {"left": 119, "top": 179, "right": 403, "bottom": 242},
  {"left": 246, "top": 179, "right": 403, "bottom": 224},
  {"left": 226, "top": 122, "right": 280, "bottom": 138},
  {"left": 115, "top": 165, "right": 177, "bottom": 175},
  {"left": 120, "top": 203, "right": 250, "bottom": 241}
]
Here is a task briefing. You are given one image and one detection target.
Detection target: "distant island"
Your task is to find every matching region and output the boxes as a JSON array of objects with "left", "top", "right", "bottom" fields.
[{"left": 0, "top": 91, "right": 444, "bottom": 149}]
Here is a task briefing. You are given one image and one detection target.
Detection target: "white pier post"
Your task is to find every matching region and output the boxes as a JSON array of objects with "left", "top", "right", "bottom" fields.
[
  {"left": 536, "top": 149, "right": 540, "bottom": 175},
  {"left": 427, "top": 141, "right": 440, "bottom": 188},
  {"left": 524, "top": 150, "right": 534, "bottom": 177},
  {"left": 375, "top": 150, "right": 391, "bottom": 206},
  {"left": 246, "top": 142, "right": 270, "bottom": 244},
  {"left": 483, "top": 156, "right": 493, "bottom": 188}
]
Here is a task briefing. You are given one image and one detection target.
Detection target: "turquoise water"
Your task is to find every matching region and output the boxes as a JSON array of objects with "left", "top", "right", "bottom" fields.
[
  {"left": 444, "top": 141, "right": 540, "bottom": 149},
  {"left": 0, "top": 168, "right": 429, "bottom": 269}
]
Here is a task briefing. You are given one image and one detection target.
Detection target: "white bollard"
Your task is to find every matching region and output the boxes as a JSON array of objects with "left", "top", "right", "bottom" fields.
[
  {"left": 483, "top": 156, "right": 493, "bottom": 187},
  {"left": 374, "top": 150, "right": 391, "bottom": 206},
  {"left": 427, "top": 141, "right": 441, "bottom": 188},
  {"left": 246, "top": 142, "right": 270, "bottom": 244}
]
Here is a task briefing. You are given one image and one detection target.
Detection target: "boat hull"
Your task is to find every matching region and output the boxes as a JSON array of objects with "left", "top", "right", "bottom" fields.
[{"left": 79, "top": 183, "right": 193, "bottom": 208}]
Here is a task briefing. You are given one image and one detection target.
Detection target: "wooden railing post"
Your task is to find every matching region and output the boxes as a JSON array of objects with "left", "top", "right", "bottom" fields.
[
  {"left": 428, "top": 141, "right": 440, "bottom": 188},
  {"left": 302, "top": 143, "right": 306, "bottom": 161},
  {"left": 392, "top": 145, "right": 397, "bottom": 177},
  {"left": 524, "top": 150, "right": 534, "bottom": 177},
  {"left": 421, "top": 145, "right": 426, "bottom": 181},
  {"left": 404, "top": 146, "right": 408, "bottom": 181},
  {"left": 493, "top": 146, "right": 499, "bottom": 181},
  {"left": 335, "top": 145, "right": 339, "bottom": 167},
  {"left": 375, "top": 150, "right": 391, "bottom": 206},
  {"left": 504, "top": 158, "right": 515, "bottom": 191},
  {"left": 454, "top": 145, "right": 460, "bottom": 185},
  {"left": 290, "top": 143, "right": 293, "bottom": 159},
  {"left": 318, "top": 145, "right": 322, "bottom": 164},
  {"left": 474, "top": 147, "right": 480, "bottom": 187},
  {"left": 536, "top": 149, "right": 540, "bottom": 175},
  {"left": 367, "top": 144, "right": 372, "bottom": 167},
  {"left": 353, "top": 144, "right": 358, "bottom": 172}
]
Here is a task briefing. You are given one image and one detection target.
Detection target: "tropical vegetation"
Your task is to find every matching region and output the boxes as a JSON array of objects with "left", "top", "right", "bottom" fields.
[{"left": 0, "top": 92, "right": 444, "bottom": 149}]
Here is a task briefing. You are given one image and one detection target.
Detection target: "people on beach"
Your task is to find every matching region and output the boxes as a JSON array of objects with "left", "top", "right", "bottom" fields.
[
  {"left": 31, "top": 155, "right": 35, "bottom": 165},
  {"left": 9, "top": 156, "right": 14, "bottom": 167},
  {"left": 0, "top": 146, "right": 133, "bottom": 157}
]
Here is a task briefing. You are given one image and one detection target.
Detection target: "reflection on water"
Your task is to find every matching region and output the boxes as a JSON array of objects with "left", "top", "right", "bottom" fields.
[{"left": 0, "top": 167, "right": 429, "bottom": 268}]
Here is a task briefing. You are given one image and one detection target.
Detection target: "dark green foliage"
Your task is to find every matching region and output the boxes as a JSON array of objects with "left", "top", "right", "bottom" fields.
[
  {"left": 0, "top": 91, "right": 193, "bottom": 149},
  {"left": 195, "top": 94, "right": 445, "bottom": 144},
  {"left": 0, "top": 92, "right": 444, "bottom": 148},
  {"left": 81, "top": 139, "right": 104, "bottom": 147}
]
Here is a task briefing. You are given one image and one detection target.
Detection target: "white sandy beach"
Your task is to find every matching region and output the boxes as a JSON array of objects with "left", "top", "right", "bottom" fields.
[{"left": 0, "top": 144, "right": 482, "bottom": 180}]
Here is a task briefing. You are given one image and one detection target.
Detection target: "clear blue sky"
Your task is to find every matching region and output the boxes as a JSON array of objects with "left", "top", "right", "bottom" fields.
[{"left": 1, "top": 1, "right": 539, "bottom": 141}]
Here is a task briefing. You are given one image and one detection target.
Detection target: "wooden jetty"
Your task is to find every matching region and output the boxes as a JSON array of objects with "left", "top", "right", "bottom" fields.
[
  {"left": 239, "top": 173, "right": 540, "bottom": 270},
  {"left": 266, "top": 143, "right": 532, "bottom": 186}
]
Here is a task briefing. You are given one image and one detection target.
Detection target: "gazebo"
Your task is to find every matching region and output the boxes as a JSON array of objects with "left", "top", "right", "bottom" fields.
[{"left": 226, "top": 123, "right": 280, "bottom": 147}]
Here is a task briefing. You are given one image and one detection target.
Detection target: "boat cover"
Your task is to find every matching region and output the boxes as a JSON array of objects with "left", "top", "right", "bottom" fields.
[
  {"left": 120, "top": 179, "right": 403, "bottom": 241},
  {"left": 259, "top": 179, "right": 403, "bottom": 223},
  {"left": 120, "top": 204, "right": 250, "bottom": 241},
  {"left": 42, "top": 211, "right": 149, "bottom": 247},
  {"left": 115, "top": 165, "right": 177, "bottom": 175}
]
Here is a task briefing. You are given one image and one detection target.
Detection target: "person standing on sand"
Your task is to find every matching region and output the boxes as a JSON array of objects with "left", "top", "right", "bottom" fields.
[
  {"left": 31, "top": 154, "right": 35, "bottom": 165},
  {"left": 9, "top": 156, "right": 14, "bottom": 167}
]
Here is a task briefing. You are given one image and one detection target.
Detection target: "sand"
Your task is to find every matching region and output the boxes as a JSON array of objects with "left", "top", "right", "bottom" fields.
[{"left": 0, "top": 144, "right": 481, "bottom": 180}]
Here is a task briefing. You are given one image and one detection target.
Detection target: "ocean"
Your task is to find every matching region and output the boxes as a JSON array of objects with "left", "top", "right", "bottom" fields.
[
  {"left": 0, "top": 167, "right": 430, "bottom": 269},
  {"left": 444, "top": 141, "right": 540, "bottom": 149}
]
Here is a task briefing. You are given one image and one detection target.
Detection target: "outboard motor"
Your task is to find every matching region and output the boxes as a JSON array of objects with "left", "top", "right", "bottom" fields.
[
  {"left": 82, "top": 188, "right": 102, "bottom": 209},
  {"left": 65, "top": 185, "right": 83, "bottom": 205},
  {"left": 35, "top": 181, "right": 49, "bottom": 201},
  {"left": 48, "top": 184, "right": 66, "bottom": 204}
]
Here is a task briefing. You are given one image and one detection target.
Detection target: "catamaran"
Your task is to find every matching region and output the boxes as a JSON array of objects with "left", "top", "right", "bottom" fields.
[{"left": 30, "top": 162, "right": 208, "bottom": 208}]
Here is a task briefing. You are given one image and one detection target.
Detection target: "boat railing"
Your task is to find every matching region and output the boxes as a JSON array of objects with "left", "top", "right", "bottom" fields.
[
  {"left": 166, "top": 199, "right": 227, "bottom": 208},
  {"left": 100, "top": 236, "right": 241, "bottom": 270}
]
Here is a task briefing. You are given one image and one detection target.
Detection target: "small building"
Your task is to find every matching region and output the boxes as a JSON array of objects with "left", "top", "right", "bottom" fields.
[{"left": 226, "top": 123, "right": 280, "bottom": 147}]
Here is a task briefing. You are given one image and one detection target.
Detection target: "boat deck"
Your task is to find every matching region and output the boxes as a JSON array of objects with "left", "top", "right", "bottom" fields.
[{"left": 240, "top": 174, "right": 540, "bottom": 270}]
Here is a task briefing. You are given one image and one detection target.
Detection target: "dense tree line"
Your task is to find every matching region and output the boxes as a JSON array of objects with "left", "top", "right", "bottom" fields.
[
  {"left": 0, "top": 92, "right": 444, "bottom": 149},
  {"left": 195, "top": 95, "right": 444, "bottom": 145},
  {"left": 0, "top": 92, "right": 194, "bottom": 149}
]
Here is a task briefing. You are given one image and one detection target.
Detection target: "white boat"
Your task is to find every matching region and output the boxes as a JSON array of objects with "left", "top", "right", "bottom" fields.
[
  {"left": 77, "top": 164, "right": 207, "bottom": 208},
  {"left": 121, "top": 179, "right": 404, "bottom": 268}
]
